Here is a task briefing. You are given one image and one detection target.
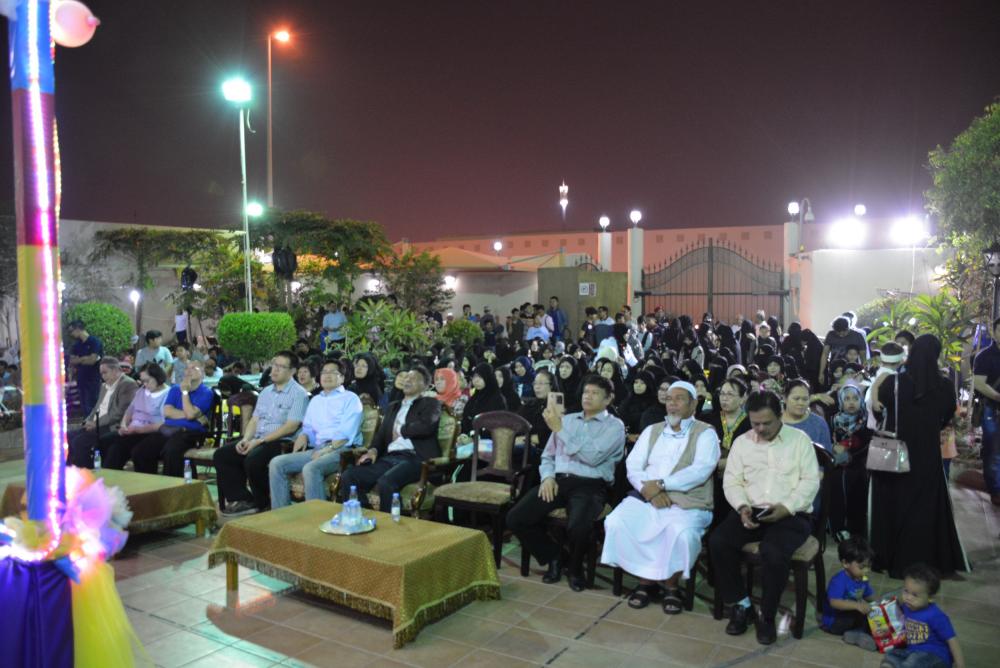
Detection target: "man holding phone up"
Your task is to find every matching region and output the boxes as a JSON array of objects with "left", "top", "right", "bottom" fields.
[
  {"left": 709, "top": 390, "right": 820, "bottom": 645},
  {"left": 506, "top": 374, "right": 625, "bottom": 592}
]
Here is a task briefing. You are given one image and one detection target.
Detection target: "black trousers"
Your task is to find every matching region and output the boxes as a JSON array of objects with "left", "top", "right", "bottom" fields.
[
  {"left": 104, "top": 433, "right": 149, "bottom": 470},
  {"left": 822, "top": 610, "right": 867, "bottom": 635},
  {"left": 66, "top": 427, "right": 117, "bottom": 468},
  {"left": 213, "top": 440, "right": 288, "bottom": 509},
  {"left": 828, "top": 462, "right": 868, "bottom": 536},
  {"left": 132, "top": 430, "right": 203, "bottom": 477},
  {"left": 505, "top": 474, "right": 607, "bottom": 574},
  {"left": 708, "top": 510, "right": 812, "bottom": 622},
  {"left": 338, "top": 451, "right": 424, "bottom": 510}
]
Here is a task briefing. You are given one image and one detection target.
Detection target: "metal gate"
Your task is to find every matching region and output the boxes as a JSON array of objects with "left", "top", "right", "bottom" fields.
[{"left": 639, "top": 239, "right": 787, "bottom": 324}]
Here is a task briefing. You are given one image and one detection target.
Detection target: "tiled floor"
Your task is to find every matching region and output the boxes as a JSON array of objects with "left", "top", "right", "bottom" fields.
[{"left": 1, "top": 448, "right": 999, "bottom": 667}]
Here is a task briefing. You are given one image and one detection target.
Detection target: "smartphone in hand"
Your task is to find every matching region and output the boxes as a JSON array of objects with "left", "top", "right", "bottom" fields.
[
  {"left": 752, "top": 505, "right": 772, "bottom": 521},
  {"left": 548, "top": 392, "right": 565, "bottom": 414}
]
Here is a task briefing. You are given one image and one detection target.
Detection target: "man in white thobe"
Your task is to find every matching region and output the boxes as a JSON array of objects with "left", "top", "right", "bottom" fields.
[{"left": 601, "top": 380, "right": 720, "bottom": 614}]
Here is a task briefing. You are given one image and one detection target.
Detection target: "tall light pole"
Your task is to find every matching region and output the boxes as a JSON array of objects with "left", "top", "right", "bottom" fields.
[
  {"left": 558, "top": 181, "right": 569, "bottom": 219},
  {"left": 267, "top": 29, "right": 291, "bottom": 207},
  {"left": 222, "top": 76, "right": 254, "bottom": 312},
  {"left": 787, "top": 198, "right": 814, "bottom": 254}
]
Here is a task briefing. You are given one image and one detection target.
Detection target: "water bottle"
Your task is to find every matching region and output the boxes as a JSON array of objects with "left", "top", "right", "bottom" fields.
[
  {"left": 391, "top": 493, "right": 401, "bottom": 523},
  {"left": 183, "top": 459, "right": 193, "bottom": 484},
  {"left": 349, "top": 485, "right": 358, "bottom": 503},
  {"left": 93, "top": 449, "right": 102, "bottom": 470}
]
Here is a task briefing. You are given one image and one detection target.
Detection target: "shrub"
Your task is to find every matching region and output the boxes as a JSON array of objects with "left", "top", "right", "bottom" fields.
[
  {"left": 216, "top": 312, "right": 297, "bottom": 365},
  {"left": 64, "top": 302, "right": 132, "bottom": 357},
  {"left": 342, "top": 299, "right": 431, "bottom": 366},
  {"left": 439, "top": 318, "right": 484, "bottom": 348}
]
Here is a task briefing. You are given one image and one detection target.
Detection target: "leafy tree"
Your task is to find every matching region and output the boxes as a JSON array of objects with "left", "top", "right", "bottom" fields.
[
  {"left": 867, "top": 292, "right": 975, "bottom": 370},
  {"left": 926, "top": 102, "right": 1000, "bottom": 241},
  {"left": 89, "top": 228, "right": 230, "bottom": 330},
  {"left": 342, "top": 299, "right": 431, "bottom": 366},
  {"left": 216, "top": 312, "right": 297, "bottom": 366},
  {"left": 65, "top": 302, "right": 133, "bottom": 357},
  {"left": 378, "top": 250, "right": 454, "bottom": 314},
  {"left": 439, "top": 318, "right": 484, "bottom": 349},
  {"left": 251, "top": 210, "right": 391, "bottom": 298}
]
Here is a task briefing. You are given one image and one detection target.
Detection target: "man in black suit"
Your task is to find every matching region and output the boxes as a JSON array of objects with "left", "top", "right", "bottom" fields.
[{"left": 338, "top": 365, "right": 441, "bottom": 510}]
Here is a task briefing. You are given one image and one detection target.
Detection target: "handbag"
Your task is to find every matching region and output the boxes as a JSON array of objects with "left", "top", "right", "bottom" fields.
[{"left": 866, "top": 375, "right": 910, "bottom": 473}]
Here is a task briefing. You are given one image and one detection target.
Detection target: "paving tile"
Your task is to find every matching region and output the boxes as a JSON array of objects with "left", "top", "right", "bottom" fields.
[
  {"left": 461, "top": 598, "right": 540, "bottom": 625},
  {"left": 548, "top": 641, "right": 632, "bottom": 668},
  {"left": 129, "top": 611, "right": 184, "bottom": 644},
  {"left": 485, "top": 626, "right": 569, "bottom": 664},
  {"left": 249, "top": 594, "right": 317, "bottom": 624},
  {"left": 122, "top": 583, "right": 193, "bottom": 612},
  {"left": 385, "top": 633, "right": 473, "bottom": 667},
  {"left": 543, "top": 590, "right": 618, "bottom": 616},
  {"left": 236, "top": 624, "right": 325, "bottom": 662},
  {"left": 602, "top": 600, "right": 672, "bottom": 630},
  {"left": 577, "top": 618, "right": 654, "bottom": 654},
  {"left": 634, "top": 630, "right": 719, "bottom": 666},
  {"left": 360, "top": 658, "right": 419, "bottom": 668},
  {"left": 424, "top": 611, "right": 512, "bottom": 646},
  {"left": 180, "top": 645, "right": 278, "bottom": 667},
  {"left": 143, "top": 628, "right": 229, "bottom": 668},
  {"left": 439, "top": 648, "right": 539, "bottom": 668},
  {"left": 498, "top": 577, "right": 563, "bottom": 606},
  {"left": 515, "top": 606, "right": 594, "bottom": 639},
  {"left": 152, "top": 598, "right": 213, "bottom": 628},
  {"left": 282, "top": 639, "right": 382, "bottom": 668}
]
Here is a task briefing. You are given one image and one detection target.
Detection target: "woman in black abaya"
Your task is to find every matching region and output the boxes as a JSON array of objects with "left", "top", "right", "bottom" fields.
[{"left": 870, "top": 334, "right": 969, "bottom": 578}]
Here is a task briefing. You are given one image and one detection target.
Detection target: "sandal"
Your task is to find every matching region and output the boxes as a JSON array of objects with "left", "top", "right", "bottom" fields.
[
  {"left": 627, "top": 586, "right": 651, "bottom": 609},
  {"left": 662, "top": 588, "right": 684, "bottom": 615}
]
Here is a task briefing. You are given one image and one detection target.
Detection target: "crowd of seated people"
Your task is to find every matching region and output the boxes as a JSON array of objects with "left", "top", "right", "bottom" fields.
[{"left": 59, "top": 302, "right": 978, "bottom": 661}]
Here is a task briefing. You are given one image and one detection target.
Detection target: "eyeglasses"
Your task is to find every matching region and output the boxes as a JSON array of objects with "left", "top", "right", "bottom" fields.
[{"left": 719, "top": 391, "right": 740, "bottom": 398}]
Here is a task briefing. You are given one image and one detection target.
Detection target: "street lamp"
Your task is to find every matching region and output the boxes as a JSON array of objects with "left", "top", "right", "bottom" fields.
[
  {"left": 984, "top": 240, "right": 1000, "bottom": 321},
  {"left": 788, "top": 198, "right": 814, "bottom": 254},
  {"left": 246, "top": 201, "right": 265, "bottom": 218},
  {"left": 493, "top": 240, "right": 503, "bottom": 255},
  {"left": 629, "top": 209, "right": 642, "bottom": 226},
  {"left": 222, "top": 75, "right": 254, "bottom": 312},
  {"left": 268, "top": 28, "right": 292, "bottom": 207},
  {"left": 598, "top": 215, "right": 610, "bottom": 231},
  {"left": 854, "top": 203, "right": 867, "bottom": 217},
  {"left": 128, "top": 289, "right": 140, "bottom": 307}
]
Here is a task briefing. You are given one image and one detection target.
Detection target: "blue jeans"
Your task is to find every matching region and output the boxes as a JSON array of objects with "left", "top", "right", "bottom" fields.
[
  {"left": 880, "top": 648, "right": 948, "bottom": 668},
  {"left": 268, "top": 448, "right": 346, "bottom": 508},
  {"left": 982, "top": 406, "right": 1000, "bottom": 495}
]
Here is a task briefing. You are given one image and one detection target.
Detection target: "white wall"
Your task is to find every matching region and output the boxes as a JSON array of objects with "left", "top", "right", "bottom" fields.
[
  {"left": 444, "top": 272, "right": 538, "bottom": 317},
  {"left": 803, "top": 247, "right": 943, "bottom": 330}
]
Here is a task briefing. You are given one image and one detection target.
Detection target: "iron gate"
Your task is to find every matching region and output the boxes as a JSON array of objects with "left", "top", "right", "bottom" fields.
[{"left": 639, "top": 239, "right": 787, "bottom": 324}]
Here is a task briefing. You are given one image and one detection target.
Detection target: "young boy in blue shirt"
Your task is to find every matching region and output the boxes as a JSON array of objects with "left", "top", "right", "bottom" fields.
[
  {"left": 881, "top": 563, "right": 965, "bottom": 668},
  {"left": 823, "top": 536, "right": 878, "bottom": 651}
]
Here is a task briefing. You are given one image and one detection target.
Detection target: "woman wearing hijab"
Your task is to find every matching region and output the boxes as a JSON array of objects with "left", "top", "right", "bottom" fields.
[
  {"left": 801, "top": 328, "right": 824, "bottom": 390},
  {"left": 511, "top": 355, "right": 536, "bottom": 398},
  {"left": 595, "top": 357, "right": 626, "bottom": 406},
  {"left": 715, "top": 323, "right": 741, "bottom": 365},
  {"left": 828, "top": 382, "right": 872, "bottom": 540},
  {"left": 555, "top": 356, "right": 583, "bottom": 413},
  {"left": 618, "top": 370, "right": 657, "bottom": 434},
  {"left": 461, "top": 363, "right": 507, "bottom": 435},
  {"left": 781, "top": 322, "right": 806, "bottom": 376},
  {"left": 678, "top": 327, "right": 705, "bottom": 369},
  {"left": 434, "top": 367, "right": 466, "bottom": 416},
  {"left": 494, "top": 365, "right": 522, "bottom": 412},
  {"left": 737, "top": 320, "right": 757, "bottom": 368},
  {"left": 350, "top": 352, "right": 384, "bottom": 406},
  {"left": 870, "top": 335, "right": 969, "bottom": 578}
]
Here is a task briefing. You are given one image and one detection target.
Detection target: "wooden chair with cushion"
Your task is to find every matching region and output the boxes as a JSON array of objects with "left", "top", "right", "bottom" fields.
[
  {"left": 432, "top": 410, "right": 532, "bottom": 566},
  {"left": 711, "top": 442, "right": 835, "bottom": 638},
  {"left": 182, "top": 388, "right": 227, "bottom": 474},
  {"left": 290, "top": 405, "right": 382, "bottom": 502}
]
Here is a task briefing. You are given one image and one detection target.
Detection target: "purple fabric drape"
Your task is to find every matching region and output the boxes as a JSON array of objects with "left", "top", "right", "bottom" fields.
[{"left": 0, "top": 559, "right": 74, "bottom": 668}]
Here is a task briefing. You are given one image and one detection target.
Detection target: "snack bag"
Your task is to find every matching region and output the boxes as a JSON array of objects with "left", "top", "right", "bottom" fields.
[{"left": 867, "top": 596, "right": 907, "bottom": 653}]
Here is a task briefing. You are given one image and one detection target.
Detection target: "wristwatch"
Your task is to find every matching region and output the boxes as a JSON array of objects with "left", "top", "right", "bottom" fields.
[
  {"left": 657, "top": 480, "right": 666, "bottom": 491},
  {"left": 181, "top": 390, "right": 190, "bottom": 396}
]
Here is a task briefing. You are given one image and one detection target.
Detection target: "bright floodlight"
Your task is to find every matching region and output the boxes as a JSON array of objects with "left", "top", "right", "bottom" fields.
[
  {"left": 629, "top": 209, "right": 642, "bottom": 225},
  {"left": 367, "top": 278, "right": 381, "bottom": 292},
  {"left": 493, "top": 240, "right": 503, "bottom": 253},
  {"left": 246, "top": 201, "right": 264, "bottom": 217},
  {"left": 599, "top": 215, "right": 610, "bottom": 230},
  {"left": 827, "top": 217, "right": 866, "bottom": 247},
  {"left": 128, "top": 289, "right": 141, "bottom": 306},
  {"left": 274, "top": 29, "right": 291, "bottom": 42},
  {"left": 222, "top": 77, "right": 252, "bottom": 104},
  {"left": 787, "top": 201, "right": 800, "bottom": 216},
  {"left": 290, "top": 281, "right": 302, "bottom": 291},
  {"left": 443, "top": 275, "right": 458, "bottom": 289},
  {"left": 890, "top": 215, "right": 928, "bottom": 246},
  {"left": 854, "top": 203, "right": 867, "bottom": 217}
]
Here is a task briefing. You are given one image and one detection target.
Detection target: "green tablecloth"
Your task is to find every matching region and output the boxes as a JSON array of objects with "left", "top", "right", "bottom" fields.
[
  {"left": 208, "top": 500, "right": 500, "bottom": 647},
  {"left": 2, "top": 468, "right": 217, "bottom": 534}
]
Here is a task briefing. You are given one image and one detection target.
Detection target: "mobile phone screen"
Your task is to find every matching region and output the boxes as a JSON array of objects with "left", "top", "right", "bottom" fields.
[{"left": 548, "top": 393, "right": 565, "bottom": 412}]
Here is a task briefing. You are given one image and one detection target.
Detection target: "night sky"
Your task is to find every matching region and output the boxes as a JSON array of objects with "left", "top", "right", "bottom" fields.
[{"left": 1, "top": 0, "right": 998, "bottom": 241}]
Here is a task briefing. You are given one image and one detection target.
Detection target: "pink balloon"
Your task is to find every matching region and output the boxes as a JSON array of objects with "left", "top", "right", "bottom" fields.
[{"left": 51, "top": 0, "right": 100, "bottom": 48}]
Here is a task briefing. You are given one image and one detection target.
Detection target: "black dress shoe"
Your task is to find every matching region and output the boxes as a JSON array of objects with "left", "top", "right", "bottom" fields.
[
  {"left": 725, "top": 604, "right": 754, "bottom": 636},
  {"left": 568, "top": 573, "right": 586, "bottom": 592},
  {"left": 755, "top": 616, "right": 777, "bottom": 645},
  {"left": 542, "top": 556, "right": 563, "bottom": 584}
]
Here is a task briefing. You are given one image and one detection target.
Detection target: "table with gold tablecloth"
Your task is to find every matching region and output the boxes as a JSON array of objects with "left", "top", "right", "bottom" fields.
[
  {"left": 207, "top": 500, "right": 500, "bottom": 647},
  {"left": 1, "top": 469, "right": 217, "bottom": 536}
]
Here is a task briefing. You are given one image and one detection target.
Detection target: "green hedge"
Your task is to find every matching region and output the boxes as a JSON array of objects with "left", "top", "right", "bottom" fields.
[
  {"left": 64, "top": 302, "right": 133, "bottom": 357},
  {"left": 217, "top": 312, "right": 297, "bottom": 365},
  {"left": 439, "top": 318, "right": 484, "bottom": 348}
]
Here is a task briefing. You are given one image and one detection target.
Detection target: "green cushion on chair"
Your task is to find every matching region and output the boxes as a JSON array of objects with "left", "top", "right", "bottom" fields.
[{"left": 433, "top": 481, "right": 512, "bottom": 506}]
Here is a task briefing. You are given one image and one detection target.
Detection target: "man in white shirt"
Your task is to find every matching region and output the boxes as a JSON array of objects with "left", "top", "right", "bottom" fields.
[
  {"left": 601, "top": 381, "right": 720, "bottom": 614},
  {"left": 269, "top": 358, "right": 363, "bottom": 508},
  {"left": 709, "top": 390, "right": 819, "bottom": 645}
]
